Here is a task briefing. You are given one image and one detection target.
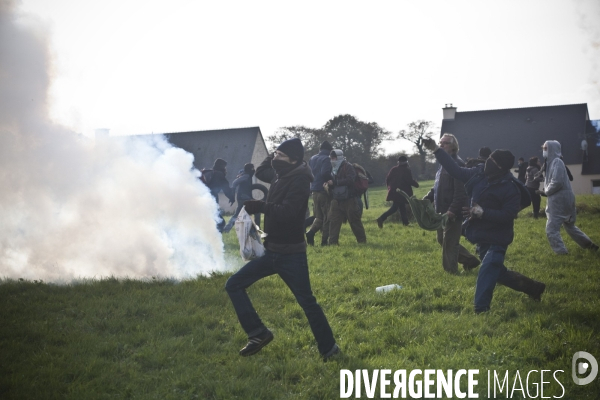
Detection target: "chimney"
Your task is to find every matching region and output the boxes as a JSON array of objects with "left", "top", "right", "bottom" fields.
[
  {"left": 95, "top": 128, "right": 110, "bottom": 141},
  {"left": 443, "top": 104, "right": 457, "bottom": 120}
]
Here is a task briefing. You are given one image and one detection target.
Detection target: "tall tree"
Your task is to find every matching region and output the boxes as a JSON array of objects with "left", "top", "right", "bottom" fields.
[
  {"left": 323, "top": 114, "right": 392, "bottom": 165},
  {"left": 267, "top": 115, "right": 392, "bottom": 165},
  {"left": 397, "top": 120, "right": 437, "bottom": 174},
  {"left": 266, "top": 126, "right": 327, "bottom": 160}
]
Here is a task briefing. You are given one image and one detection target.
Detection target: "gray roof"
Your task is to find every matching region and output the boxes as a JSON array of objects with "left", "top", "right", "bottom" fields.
[
  {"left": 440, "top": 103, "right": 593, "bottom": 171},
  {"left": 163, "top": 127, "right": 265, "bottom": 181}
]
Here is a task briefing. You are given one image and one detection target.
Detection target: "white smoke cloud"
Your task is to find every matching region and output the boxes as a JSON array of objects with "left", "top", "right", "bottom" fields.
[{"left": 0, "top": 0, "right": 228, "bottom": 282}]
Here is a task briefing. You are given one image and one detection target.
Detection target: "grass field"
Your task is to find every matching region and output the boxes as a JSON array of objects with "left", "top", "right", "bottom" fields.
[{"left": 1, "top": 183, "right": 599, "bottom": 399}]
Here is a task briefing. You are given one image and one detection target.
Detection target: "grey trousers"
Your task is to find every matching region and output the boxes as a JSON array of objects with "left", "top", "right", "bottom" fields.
[
  {"left": 436, "top": 217, "right": 480, "bottom": 273},
  {"left": 546, "top": 212, "right": 595, "bottom": 254}
]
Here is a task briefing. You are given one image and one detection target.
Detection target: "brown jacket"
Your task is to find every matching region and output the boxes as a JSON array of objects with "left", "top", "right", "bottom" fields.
[{"left": 385, "top": 163, "right": 419, "bottom": 203}]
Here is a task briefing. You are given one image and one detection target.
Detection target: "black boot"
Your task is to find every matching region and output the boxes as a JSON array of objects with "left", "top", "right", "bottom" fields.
[
  {"left": 528, "top": 281, "right": 546, "bottom": 301},
  {"left": 503, "top": 271, "right": 546, "bottom": 301},
  {"left": 306, "top": 231, "right": 315, "bottom": 246}
]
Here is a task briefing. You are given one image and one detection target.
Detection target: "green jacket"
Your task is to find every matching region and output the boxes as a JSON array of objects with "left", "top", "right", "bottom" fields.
[{"left": 397, "top": 189, "right": 448, "bottom": 231}]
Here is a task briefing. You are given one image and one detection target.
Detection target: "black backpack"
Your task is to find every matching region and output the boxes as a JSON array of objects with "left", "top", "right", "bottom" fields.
[{"left": 199, "top": 168, "right": 214, "bottom": 186}]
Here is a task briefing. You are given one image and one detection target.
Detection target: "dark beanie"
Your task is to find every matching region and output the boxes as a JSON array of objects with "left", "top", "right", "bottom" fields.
[
  {"left": 277, "top": 138, "right": 304, "bottom": 161},
  {"left": 244, "top": 163, "right": 255, "bottom": 173},
  {"left": 320, "top": 141, "right": 333, "bottom": 151},
  {"left": 398, "top": 155, "right": 408, "bottom": 163},
  {"left": 490, "top": 150, "right": 514, "bottom": 172},
  {"left": 213, "top": 158, "right": 227, "bottom": 172}
]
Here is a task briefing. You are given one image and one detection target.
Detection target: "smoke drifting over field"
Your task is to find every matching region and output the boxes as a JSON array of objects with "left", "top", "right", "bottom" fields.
[{"left": 0, "top": 0, "right": 227, "bottom": 282}]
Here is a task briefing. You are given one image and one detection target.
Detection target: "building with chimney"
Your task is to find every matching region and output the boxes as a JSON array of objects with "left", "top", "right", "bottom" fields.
[{"left": 439, "top": 103, "right": 600, "bottom": 194}]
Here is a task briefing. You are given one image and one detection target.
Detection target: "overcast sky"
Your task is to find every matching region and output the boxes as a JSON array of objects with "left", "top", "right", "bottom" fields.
[{"left": 19, "top": 0, "right": 600, "bottom": 154}]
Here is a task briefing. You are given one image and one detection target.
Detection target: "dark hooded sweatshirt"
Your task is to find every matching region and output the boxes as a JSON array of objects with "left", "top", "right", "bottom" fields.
[{"left": 255, "top": 155, "right": 314, "bottom": 253}]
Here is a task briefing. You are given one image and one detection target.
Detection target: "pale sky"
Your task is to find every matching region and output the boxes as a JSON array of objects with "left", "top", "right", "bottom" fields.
[{"left": 19, "top": 0, "right": 600, "bottom": 154}]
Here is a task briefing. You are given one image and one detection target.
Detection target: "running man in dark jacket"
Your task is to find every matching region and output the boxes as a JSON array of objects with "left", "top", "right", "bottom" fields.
[
  {"left": 225, "top": 138, "right": 339, "bottom": 360},
  {"left": 377, "top": 155, "right": 418, "bottom": 227},
  {"left": 424, "top": 138, "right": 546, "bottom": 313}
]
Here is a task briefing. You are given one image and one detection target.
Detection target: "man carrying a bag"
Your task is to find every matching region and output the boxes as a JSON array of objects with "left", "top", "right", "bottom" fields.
[
  {"left": 225, "top": 138, "right": 340, "bottom": 360},
  {"left": 325, "top": 149, "right": 367, "bottom": 245}
]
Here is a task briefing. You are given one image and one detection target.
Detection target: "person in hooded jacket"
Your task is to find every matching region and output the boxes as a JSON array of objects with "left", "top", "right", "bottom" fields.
[
  {"left": 325, "top": 149, "right": 367, "bottom": 245},
  {"left": 225, "top": 138, "right": 340, "bottom": 361},
  {"left": 539, "top": 140, "right": 598, "bottom": 254},
  {"left": 376, "top": 155, "right": 419, "bottom": 227},
  {"left": 204, "top": 158, "right": 236, "bottom": 232},
  {"left": 222, "top": 163, "right": 256, "bottom": 233},
  {"left": 424, "top": 138, "right": 546, "bottom": 314},
  {"left": 306, "top": 141, "right": 333, "bottom": 246},
  {"left": 524, "top": 157, "right": 543, "bottom": 219}
]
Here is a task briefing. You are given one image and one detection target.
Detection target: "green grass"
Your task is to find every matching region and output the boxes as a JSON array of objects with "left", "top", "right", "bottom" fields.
[{"left": 1, "top": 183, "right": 599, "bottom": 399}]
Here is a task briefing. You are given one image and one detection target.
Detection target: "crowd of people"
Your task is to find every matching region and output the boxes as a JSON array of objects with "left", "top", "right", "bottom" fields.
[{"left": 200, "top": 136, "right": 598, "bottom": 360}]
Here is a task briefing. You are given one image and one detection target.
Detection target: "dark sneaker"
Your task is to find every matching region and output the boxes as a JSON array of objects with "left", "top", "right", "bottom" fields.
[
  {"left": 306, "top": 231, "right": 315, "bottom": 246},
  {"left": 463, "top": 260, "right": 480, "bottom": 271},
  {"left": 589, "top": 243, "right": 599, "bottom": 252},
  {"left": 323, "top": 343, "right": 340, "bottom": 361},
  {"left": 239, "top": 329, "right": 274, "bottom": 357},
  {"left": 376, "top": 218, "right": 383, "bottom": 229},
  {"left": 529, "top": 281, "right": 546, "bottom": 301}
]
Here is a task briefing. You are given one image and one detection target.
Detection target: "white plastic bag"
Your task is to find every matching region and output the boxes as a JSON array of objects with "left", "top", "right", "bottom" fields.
[{"left": 235, "top": 207, "right": 266, "bottom": 261}]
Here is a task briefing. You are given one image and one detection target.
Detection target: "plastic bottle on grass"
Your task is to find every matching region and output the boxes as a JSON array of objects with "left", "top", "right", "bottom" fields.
[{"left": 376, "top": 284, "right": 402, "bottom": 293}]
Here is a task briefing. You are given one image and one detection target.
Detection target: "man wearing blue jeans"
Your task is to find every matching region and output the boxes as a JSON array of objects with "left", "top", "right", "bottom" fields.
[
  {"left": 424, "top": 138, "right": 546, "bottom": 313},
  {"left": 225, "top": 138, "right": 339, "bottom": 359}
]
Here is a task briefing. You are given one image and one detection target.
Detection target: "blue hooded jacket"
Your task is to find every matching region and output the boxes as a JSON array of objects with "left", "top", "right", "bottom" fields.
[
  {"left": 309, "top": 149, "right": 333, "bottom": 192},
  {"left": 433, "top": 148, "right": 521, "bottom": 246}
]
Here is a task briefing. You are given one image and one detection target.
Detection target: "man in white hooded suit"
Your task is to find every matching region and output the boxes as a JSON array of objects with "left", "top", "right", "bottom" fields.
[{"left": 541, "top": 140, "right": 599, "bottom": 254}]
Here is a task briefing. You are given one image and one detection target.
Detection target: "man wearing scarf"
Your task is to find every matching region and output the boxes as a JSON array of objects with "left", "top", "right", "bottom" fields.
[
  {"left": 325, "top": 149, "right": 367, "bottom": 245},
  {"left": 424, "top": 139, "right": 546, "bottom": 314},
  {"left": 225, "top": 138, "right": 340, "bottom": 360}
]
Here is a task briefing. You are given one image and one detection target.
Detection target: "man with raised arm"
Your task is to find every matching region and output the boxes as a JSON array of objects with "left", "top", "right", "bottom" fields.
[{"left": 423, "top": 138, "right": 546, "bottom": 313}]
